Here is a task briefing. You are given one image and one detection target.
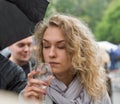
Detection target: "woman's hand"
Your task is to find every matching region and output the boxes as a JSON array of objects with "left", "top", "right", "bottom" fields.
[{"left": 23, "top": 70, "right": 53, "bottom": 101}]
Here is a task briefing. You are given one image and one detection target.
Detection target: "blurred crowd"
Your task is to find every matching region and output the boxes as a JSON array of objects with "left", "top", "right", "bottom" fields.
[{"left": 98, "top": 41, "right": 120, "bottom": 104}]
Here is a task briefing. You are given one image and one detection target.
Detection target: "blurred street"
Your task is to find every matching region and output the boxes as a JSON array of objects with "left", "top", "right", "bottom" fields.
[
  {"left": 110, "top": 71, "right": 120, "bottom": 104},
  {"left": 112, "top": 90, "right": 120, "bottom": 104}
]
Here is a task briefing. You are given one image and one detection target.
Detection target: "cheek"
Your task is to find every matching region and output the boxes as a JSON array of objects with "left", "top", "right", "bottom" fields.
[
  {"left": 60, "top": 52, "right": 72, "bottom": 66},
  {"left": 16, "top": 50, "right": 22, "bottom": 55},
  {"left": 13, "top": 50, "right": 19, "bottom": 54},
  {"left": 64, "top": 55, "right": 71, "bottom": 66},
  {"left": 61, "top": 51, "right": 69, "bottom": 60},
  {"left": 15, "top": 49, "right": 24, "bottom": 55}
]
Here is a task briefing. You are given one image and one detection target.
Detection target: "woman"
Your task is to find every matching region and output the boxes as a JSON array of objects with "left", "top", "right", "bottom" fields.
[{"left": 20, "top": 14, "right": 111, "bottom": 104}]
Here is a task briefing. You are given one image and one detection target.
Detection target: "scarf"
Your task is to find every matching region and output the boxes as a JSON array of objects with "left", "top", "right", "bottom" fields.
[
  {"left": 18, "top": 76, "right": 111, "bottom": 104},
  {"left": 45, "top": 76, "right": 92, "bottom": 104}
]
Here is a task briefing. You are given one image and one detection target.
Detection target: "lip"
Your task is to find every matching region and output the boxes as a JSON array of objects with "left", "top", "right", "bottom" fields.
[{"left": 49, "top": 62, "right": 59, "bottom": 66}]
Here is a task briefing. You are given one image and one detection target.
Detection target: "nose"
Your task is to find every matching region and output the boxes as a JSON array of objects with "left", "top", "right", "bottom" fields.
[
  {"left": 48, "top": 47, "right": 56, "bottom": 58},
  {"left": 24, "top": 45, "right": 30, "bottom": 52}
]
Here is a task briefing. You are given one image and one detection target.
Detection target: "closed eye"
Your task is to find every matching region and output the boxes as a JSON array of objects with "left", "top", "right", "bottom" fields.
[
  {"left": 43, "top": 45, "right": 50, "bottom": 48},
  {"left": 42, "top": 42, "right": 50, "bottom": 48}
]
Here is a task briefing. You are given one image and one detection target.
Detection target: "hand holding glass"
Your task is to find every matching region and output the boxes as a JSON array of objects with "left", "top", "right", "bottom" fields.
[{"left": 34, "top": 63, "right": 53, "bottom": 104}]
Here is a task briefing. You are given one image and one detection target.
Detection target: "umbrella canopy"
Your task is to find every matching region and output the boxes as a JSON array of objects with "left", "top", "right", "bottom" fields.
[
  {"left": 97, "top": 41, "right": 118, "bottom": 52},
  {"left": 0, "top": 0, "right": 49, "bottom": 50}
]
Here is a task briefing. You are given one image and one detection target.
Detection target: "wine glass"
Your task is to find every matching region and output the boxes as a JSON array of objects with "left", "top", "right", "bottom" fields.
[{"left": 34, "top": 63, "right": 53, "bottom": 104}]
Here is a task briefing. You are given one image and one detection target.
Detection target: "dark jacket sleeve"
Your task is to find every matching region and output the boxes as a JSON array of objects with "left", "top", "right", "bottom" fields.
[{"left": 0, "top": 54, "right": 27, "bottom": 93}]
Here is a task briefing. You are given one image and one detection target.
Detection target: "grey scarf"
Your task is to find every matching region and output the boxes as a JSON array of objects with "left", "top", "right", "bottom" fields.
[
  {"left": 45, "top": 77, "right": 92, "bottom": 104},
  {"left": 19, "top": 76, "right": 111, "bottom": 104}
]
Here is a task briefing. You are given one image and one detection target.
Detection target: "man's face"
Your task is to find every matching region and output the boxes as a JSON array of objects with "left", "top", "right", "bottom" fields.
[{"left": 9, "top": 36, "right": 33, "bottom": 64}]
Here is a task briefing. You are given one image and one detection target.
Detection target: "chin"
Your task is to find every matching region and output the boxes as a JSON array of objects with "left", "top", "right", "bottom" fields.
[
  {"left": 21, "top": 59, "right": 29, "bottom": 63},
  {"left": 22, "top": 57, "right": 29, "bottom": 61}
]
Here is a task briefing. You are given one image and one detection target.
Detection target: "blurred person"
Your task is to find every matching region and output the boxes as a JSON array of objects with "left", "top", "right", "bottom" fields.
[
  {"left": 0, "top": 0, "right": 50, "bottom": 93},
  {"left": 109, "top": 45, "right": 120, "bottom": 71},
  {"left": 99, "top": 47, "right": 113, "bottom": 103},
  {"left": 9, "top": 36, "right": 35, "bottom": 77},
  {"left": 20, "top": 14, "right": 111, "bottom": 104}
]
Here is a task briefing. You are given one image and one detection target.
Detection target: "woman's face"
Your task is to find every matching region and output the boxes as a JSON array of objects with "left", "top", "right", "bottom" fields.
[{"left": 42, "top": 26, "right": 72, "bottom": 77}]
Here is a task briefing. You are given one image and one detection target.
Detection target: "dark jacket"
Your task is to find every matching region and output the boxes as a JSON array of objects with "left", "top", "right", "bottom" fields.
[{"left": 0, "top": 54, "right": 27, "bottom": 93}]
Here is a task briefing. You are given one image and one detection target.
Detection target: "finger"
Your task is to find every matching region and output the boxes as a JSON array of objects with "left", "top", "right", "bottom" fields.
[
  {"left": 29, "top": 78, "right": 47, "bottom": 87},
  {"left": 24, "top": 91, "right": 39, "bottom": 98},
  {"left": 28, "top": 70, "right": 38, "bottom": 80},
  {"left": 24, "top": 89, "right": 46, "bottom": 100},
  {"left": 24, "top": 86, "right": 45, "bottom": 99},
  {"left": 25, "top": 95, "right": 43, "bottom": 103},
  {"left": 44, "top": 75, "right": 55, "bottom": 85},
  {"left": 46, "top": 75, "right": 55, "bottom": 81}
]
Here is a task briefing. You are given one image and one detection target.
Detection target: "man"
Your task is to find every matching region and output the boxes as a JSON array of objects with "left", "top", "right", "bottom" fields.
[
  {"left": 9, "top": 36, "right": 34, "bottom": 77},
  {"left": 0, "top": 0, "right": 50, "bottom": 93}
]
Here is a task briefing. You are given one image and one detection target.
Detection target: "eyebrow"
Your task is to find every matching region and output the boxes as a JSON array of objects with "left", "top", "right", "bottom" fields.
[{"left": 43, "top": 39, "right": 65, "bottom": 43}]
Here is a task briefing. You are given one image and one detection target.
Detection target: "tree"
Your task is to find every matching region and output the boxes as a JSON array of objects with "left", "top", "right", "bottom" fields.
[
  {"left": 46, "top": 0, "right": 112, "bottom": 33},
  {"left": 95, "top": 0, "right": 120, "bottom": 44}
]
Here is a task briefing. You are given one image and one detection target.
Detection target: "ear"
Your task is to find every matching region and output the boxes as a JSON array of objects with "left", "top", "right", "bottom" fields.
[{"left": 8, "top": 45, "right": 12, "bottom": 51}]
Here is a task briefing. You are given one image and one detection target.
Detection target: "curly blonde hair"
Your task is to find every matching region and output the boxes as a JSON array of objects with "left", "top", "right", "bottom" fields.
[{"left": 34, "top": 14, "right": 107, "bottom": 100}]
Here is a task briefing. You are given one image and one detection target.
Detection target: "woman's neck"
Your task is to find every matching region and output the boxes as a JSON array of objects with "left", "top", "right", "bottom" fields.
[{"left": 55, "top": 71, "right": 75, "bottom": 86}]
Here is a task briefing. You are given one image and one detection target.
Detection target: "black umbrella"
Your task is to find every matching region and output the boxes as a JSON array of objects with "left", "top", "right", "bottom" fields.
[{"left": 0, "top": 0, "right": 49, "bottom": 50}]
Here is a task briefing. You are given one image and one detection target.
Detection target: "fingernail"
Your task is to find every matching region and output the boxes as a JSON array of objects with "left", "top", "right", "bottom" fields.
[
  {"left": 43, "top": 92, "right": 46, "bottom": 95},
  {"left": 35, "top": 69, "right": 40, "bottom": 72},
  {"left": 42, "top": 83, "right": 47, "bottom": 86}
]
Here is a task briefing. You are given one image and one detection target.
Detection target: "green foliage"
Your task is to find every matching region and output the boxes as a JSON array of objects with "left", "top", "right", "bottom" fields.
[
  {"left": 46, "top": 0, "right": 111, "bottom": 31},
  {"left": 45, "top": 0, "right": 120, "bottom": 44},
  {"left": 95, "top": 0, "right": 120, "bottom": 44}
]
